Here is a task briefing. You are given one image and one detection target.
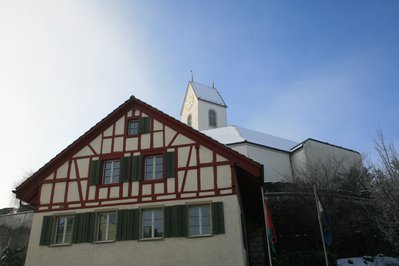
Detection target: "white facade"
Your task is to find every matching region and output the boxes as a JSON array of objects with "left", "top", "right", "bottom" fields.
[{"left": 181, "top": 82, "right": 227, "bottom": 131}]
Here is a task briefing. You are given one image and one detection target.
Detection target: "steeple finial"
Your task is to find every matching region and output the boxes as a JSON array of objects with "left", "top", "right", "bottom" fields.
[
  {"left": 190, "top": 70, "right": 194, "bottom": 82},
  {"left": 212, "top": 81, "right": 215, "bottom": 88}
]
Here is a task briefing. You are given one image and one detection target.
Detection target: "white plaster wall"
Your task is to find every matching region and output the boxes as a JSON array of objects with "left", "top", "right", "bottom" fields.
[
  {"left": 197, "top": 100, "right": 227, "bottom": 131},
  {"left": 180, "top": 85, "right": 199, "bottom": 129},
  {"left": 291, "top": 148, "right": 307, "bottom": 175},
  {"left": 303, "top": 140, "right": 362, "bottom": 171},
  {"left": 25, "top": 195, "right": 246, "bottom": 266},
  {"left": 228, "top": 143, "right": 292, "bottom": 182},
  {"left": 228, "top": 144, "right": 249, "bottom": 157},
  {"left": 247, "top": 144, "right": 292, "bottom": 182}
]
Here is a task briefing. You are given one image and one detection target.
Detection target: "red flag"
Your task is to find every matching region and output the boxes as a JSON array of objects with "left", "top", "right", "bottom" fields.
[{"left": 264, "top": 199, "right": 278, "bottom": 253}]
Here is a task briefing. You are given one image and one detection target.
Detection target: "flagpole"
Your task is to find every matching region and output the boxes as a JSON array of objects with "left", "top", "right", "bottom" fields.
[
  {"left": 313, "top": 185, "right": 329, "bottom": 266},
  {"left": 261, "top": 186, "right": 273, "bottom": 266}
]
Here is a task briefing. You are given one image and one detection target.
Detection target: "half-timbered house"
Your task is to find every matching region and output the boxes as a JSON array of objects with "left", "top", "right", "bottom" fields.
[{"left": 15, "top": 96, "right": 265, "bottom": 266}]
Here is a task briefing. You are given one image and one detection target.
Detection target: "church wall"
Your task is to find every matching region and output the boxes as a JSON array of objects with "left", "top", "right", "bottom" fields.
[
  {"left": 228, "top": 143, "right": 292, "bottom": 182},
  {"left": 246, "top": 144, "right": 292, "bottom": 182},
  {"left": 25, "top": 195, "right": 246, "bottom": 266},
  {"left": 290, "top": 148, "right": 307, "bottom": 175},
  {"left": 302, "top": 140, "right": 362, "bottom": 172},
  {"left": 197, "top": 100, "right": 227, "bottom": 131},
  {"left": 181, "top": 85, "right": 199, "bottom": 129}
]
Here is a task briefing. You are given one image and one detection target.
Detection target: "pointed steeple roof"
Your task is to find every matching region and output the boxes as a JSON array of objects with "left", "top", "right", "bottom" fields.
[{"left": 190, "top": 81, "right": 227, "bottom": 107}]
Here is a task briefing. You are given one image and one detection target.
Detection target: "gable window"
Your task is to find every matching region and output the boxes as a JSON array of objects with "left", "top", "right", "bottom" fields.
[
  {"left": 103, "top": 160, "right": 120, "bottom": 184},
  {"left": 142, "top": 208, "right": 163, "bottom": 239},
  {"left": 189, "top": 205, "right": 211, "bottom": 236},
  {"left": 128, "top": 119, "right": 139, "bottom": 135},
  {"left": 54, "top": 216, "right": 74, "bottom": 244},
  {"left": 144, "top": 155, "right": 163, "bottom": 180},
  {"left": 96, "top": 212, "right": 117, "bottom": 242},
  {"left": 187, "top": 114, "right": 192, "bottom": 127},
  {"left": 209, "top": 109, "right": 217, "bottom": 127}
]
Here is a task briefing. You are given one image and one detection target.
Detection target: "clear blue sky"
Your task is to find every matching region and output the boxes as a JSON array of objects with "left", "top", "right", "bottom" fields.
[{"left": 0, "top": 0, "right": 398, "bottom": 208}]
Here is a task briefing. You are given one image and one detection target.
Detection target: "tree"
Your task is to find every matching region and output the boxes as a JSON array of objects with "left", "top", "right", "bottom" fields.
[{"left": 370, "top": 130, "right": 399, "bottom": 252}]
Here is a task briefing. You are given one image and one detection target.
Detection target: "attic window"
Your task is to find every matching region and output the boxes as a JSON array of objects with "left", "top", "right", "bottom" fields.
[
  {"left": 128, "top": 120, "right": 139, "bottom": 135},
  {"left": 209, "top": 109, "right": 217, "bottom": 127},
  {"left": 127, "top": 117, "right": 151, "bottom": 135}
]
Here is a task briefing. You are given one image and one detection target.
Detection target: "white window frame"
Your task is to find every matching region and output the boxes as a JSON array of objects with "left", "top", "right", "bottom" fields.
[
  {"left": 144, "top": 155, "right": 163, "bottom": 180},
  {"left": 103, "top": 160, "right": 120, "bottom": 184},
  {"left": 95, "top": 212, "right": 117, "bottom": 242},
  {"left": 53, "top": 215, "right": 74, "bottom": 245},
  {"left": 141, "top": 208, "right": 163, "bottom": 239},
  {"left": 128, "top": 119, "right": 139, "bottom": 135},
  {"left": 189, "top": 204, "right": 212, "bottom": 237}
]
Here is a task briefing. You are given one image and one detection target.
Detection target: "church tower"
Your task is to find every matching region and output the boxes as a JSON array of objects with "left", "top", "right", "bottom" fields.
[{"left": 180, "top": 81, "right": 227, "bottom": 131}]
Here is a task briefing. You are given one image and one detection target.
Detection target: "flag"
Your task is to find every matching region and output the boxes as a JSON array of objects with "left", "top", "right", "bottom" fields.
[
  {"left": 315, "top": 191, "right": 333, "bottom": 246},
  {"left": 264, "top": 199, "right": 278, "bottom": 254}
]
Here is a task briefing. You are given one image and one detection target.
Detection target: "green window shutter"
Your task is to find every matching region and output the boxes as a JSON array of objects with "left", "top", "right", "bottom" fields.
[
  {"left": 132, "top": 155, "right": 142, "bottom": 181},
  {"left": 85, "top": 212, "right": 95, "bottom": 243},
  {"left": 39, "top": 216, "right": 54, "bottom": 245},
  {"left": 117, "top": 209, "right": 139, "bottom": 241},
  {"left": 165, "top": 205, "right": 187, "bottom": 237},
  {"left": 139, "top": 117, "right": 151, "bottom": 134},
  {"left": 72, "top": 213, "right": 95, "bottom": 243},
  {"left": 89, "top": 160, "right": 101, "bottom": 185},
  {"left": 131, "top": 209, "right": 140, "bottom": 240},
  {"left": 116, "top": 209, "right": 127, "bottom": 241},
  {"left": 72, "top": 213, "right": 81, "bottom": 243},
  {"left": 165, "top": 152, "right": 176, "bottom": 178},
  {"left": 212, "top": 202, "right": 225, "bottom": 235},
  {"left": 120, "top": 157, "right": 132, "bottom": 182}
]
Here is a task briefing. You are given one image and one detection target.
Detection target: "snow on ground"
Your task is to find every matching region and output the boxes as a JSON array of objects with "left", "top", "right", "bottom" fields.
[{"left": 337, "top": 255, "right": 399, "bottom": 266}]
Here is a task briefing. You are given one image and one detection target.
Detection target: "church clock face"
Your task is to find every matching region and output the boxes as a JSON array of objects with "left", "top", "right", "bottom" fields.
[{"left": 184, "top": 95, "right": 194, "bottom": 111}]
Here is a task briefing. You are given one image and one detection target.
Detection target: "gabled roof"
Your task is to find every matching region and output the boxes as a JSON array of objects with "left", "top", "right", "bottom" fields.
[
  {"left": 190, "top": 81, "right": 227, "bottom": 107},
  {"left": 202, "top": 126, "right": 299, "bottom": 152},
  {"left": 290, "top": 138, "right": 361, "bottom": 154},
  {"left": 15, "top": 96, "right": 262, "bottom": 205}
]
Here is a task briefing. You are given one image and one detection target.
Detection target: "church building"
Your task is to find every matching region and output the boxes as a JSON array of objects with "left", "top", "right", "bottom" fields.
[{"left": 181, "top": 81, "right": 362, "bottom": 183}]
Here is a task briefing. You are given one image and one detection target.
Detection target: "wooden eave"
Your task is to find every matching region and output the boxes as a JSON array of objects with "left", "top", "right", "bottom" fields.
[{"left": 15, "top": 96, "right": 262, "bottom": 205}]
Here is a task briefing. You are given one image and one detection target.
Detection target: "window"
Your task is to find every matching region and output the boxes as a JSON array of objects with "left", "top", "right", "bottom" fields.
[
  {"left": 103, "top": 160, "right": 120, "bottom": 184},
  {"left": 209, "top": 109, "right": 217, "bottom": 127},
  {"left": 96, "top": 212, "right": 117, "bottom": 242},
  {"left": 189, "top": 205, "right": 211, "bottom": 236},
  {"left": 54, "top": 216, "right": 74, "bottom": 244},
  {"left": 144, "top": 155, "right": 163, "bottom": 180},
  {"left": 187, "top": 114, "right": 192, "bottom": 127},
  {"left": 128, "top": 120, "right": 139, "bottom": 135},
  {"left": 142, "top": 209, "right": 163, "bottom": 239}
]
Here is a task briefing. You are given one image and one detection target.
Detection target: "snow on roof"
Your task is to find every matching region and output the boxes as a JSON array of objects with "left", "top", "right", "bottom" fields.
[
  {"left": 201, "top": 125, "right": 299, "bottom": 152},
  {"left": 190, "top": 81, "right": 226, "bottom": 106}
]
